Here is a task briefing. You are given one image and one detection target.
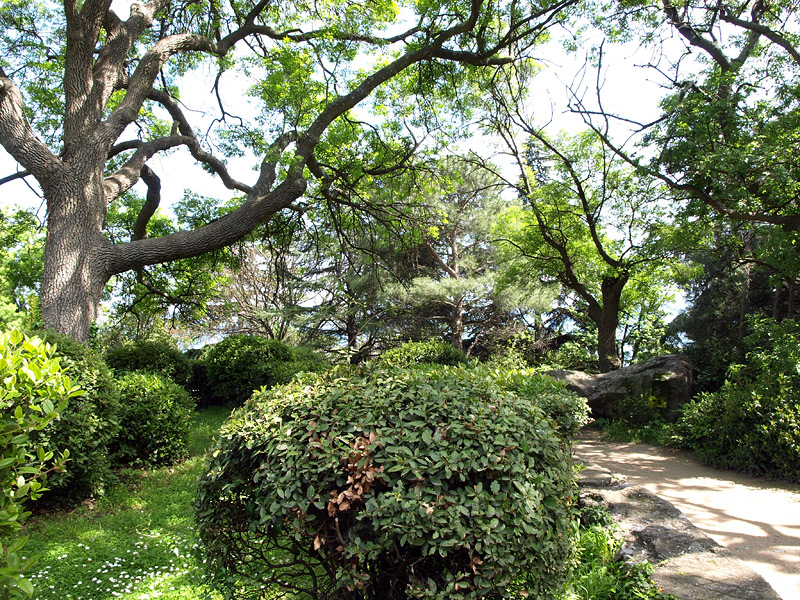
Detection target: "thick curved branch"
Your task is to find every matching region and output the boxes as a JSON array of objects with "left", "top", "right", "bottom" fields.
[
  {"left": 106, "top": 175, "right": 308, "bottom": 274},
  {"left": 102, "top": 134, "right": 193, "bottom": 201},
  {"left": 721, "top": 12, "right": 800, "bottom": 66},
  {"left": 103, "top": 0, "right": 572, "bottom": 274},
  {"left": 133, "top": 165, "right": 161, "bottom": 241},
  {"left": 299, "top": 0, "right": 487, "bottom": 158},
  {"left": 93, "top": 0, "right": 170, "bottom": 113},
  {"left": 661, "top": 0, "right": 732, "bottom": 71},
  {"left": 0, "top": 68, "right": 62, "bottom": 183},
  {"left": 147, "top": 88, "right": 254, "bottom": 194}
]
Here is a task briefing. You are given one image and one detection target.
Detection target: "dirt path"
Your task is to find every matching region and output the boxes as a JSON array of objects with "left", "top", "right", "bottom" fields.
[{"left": 573, "top": 431, "right": 800, "bottom": 600}]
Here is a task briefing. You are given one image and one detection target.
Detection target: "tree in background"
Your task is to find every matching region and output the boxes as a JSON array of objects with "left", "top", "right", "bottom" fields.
[
  {"left": 102, "top": 192, "right": 240, "bottom": 342},
  {"left": 388, "top": 156, "right": 551, "bottom": 355},
  {"left": 0, "top": 0, "right": 578, "bottom": 342},
  {"left": 0, "top": 208, "right": 44, "bottom": 330},
  {"left": 493, "top": 130, "right": 680, "bottom": 372},
  {"left": 575, "top": 0, "right": 800, "bottom": 229}
]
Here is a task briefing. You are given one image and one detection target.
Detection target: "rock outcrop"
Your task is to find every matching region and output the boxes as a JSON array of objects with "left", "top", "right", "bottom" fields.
[{"left": 548, "top": 354, "right": 694, "bottom": 421}]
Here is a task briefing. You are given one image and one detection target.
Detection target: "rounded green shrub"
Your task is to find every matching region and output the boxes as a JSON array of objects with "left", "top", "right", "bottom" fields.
[
  {"left": 379, "top": 339, "right": 467, "bottom": 368},
  {"left": 673, "top": 318, "right": 800, "bottom": 481},
  {"left": 33, "top": 330, "right": 120, "bottom": 502},
  {"left": 480, "top": 366, "right": 590, "bottom": 440},
  {"left": 271, "top": 345, "right": 330, "bottom": 385},
  {"left": 203, "top": 335, "right": 292, "bottom": 405},
  {"left": 105, "top": 340, "right": 191, "bottom": 386},
  {"left": 196, "top": 365, "right": 577, "bottom": 600},
  {"left": 112, "top": 372, "right": 194, "bottom": 466}
]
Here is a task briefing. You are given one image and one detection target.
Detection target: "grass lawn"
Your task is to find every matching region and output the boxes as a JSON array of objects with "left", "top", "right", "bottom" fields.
[{"left": 20, "top": 406, "right": 231, "bottom": 600}]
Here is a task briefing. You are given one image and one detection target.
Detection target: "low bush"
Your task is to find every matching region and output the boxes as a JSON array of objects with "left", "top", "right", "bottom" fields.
[
  {"left": 112, "top": 372, "right": 194, "bottom": 466},
  {"left": 196, "top": 365, "right": 577, "bottom": 600},
  {"left": 481, "top": 366, "right": 590, "bottom": 440},
  {"left": 33, "top": 330, "right": 120, "bottom": 502},
  {"left": 562, "top": 521, "right": 676, "bottom": 600},
  {"left": 271, "top": 345, "right": 331, "bottom": 385},
  {"left": 105, "top": 340, "right": 191, "bottom": 386},
  {"left": 379, "top": 339, "right": 467, "bottom": 368},
  {"left": 203, "top": 335, "right": 292, "bottom": 405},
  {"left": 672, "top": 318, "right": 800, "bottom": 481},
  {"left": 0, "top": 329, "right": 78, "bottom": 597}
]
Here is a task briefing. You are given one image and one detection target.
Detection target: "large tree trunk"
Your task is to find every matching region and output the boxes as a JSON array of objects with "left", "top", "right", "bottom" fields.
[
  {"left": 40, "top": 167, "right": 113, "bottom": 342},
  {"left": 593, "top": 276, "right": 626, "bottom": 373}
]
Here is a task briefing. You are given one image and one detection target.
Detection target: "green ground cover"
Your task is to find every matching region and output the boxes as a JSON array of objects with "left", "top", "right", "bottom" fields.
[
  {"left": 20, "top": 407, "right": 230, "bottom": 600},
  {"left": 17, "top": 406, "right": 671, "bottom": 600}
]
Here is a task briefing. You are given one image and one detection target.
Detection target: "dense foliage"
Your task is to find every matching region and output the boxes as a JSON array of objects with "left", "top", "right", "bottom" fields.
[
  {"left": 203, "top": 335, "right": 293, "bottom": 406},
  {"left": 564, "top": 520, "right": 676, "bottom": 600},
  {"left": 105, "top": 340, "right": 192, "bottom": 386},
  {"left": 379, "top": 339, "right": 468, "bottom": 368},
  {"left": 33, "top": 330, "right": 120, "bottom": 502},
  {"left": 0, "top": 329, "right": 78, "bottom": 598},
  {"left": 196, "top": 365, "right": 577, "bottom": 599},
  {"left": 112, "top": 372, "right": 195, "bottom": 467},
  {"left": 510, "top": 372, "right": 590, "bottom": 440},
  {"left": 673, "top": 319, "right": 800, "bottom": 481}
]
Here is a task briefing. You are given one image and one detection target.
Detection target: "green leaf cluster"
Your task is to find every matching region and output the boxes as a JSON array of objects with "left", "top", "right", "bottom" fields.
[
  {"left": 31, "top": 331, "right": 121, "bottom": 502},
  {"left": 378, "top": 339, "right": 468, "bottom": 368},
  {"left": 202, "top": 335, "right": 294, "bottom": 406},
  {"left": 196, "top": 364, "right": 578, "bottom": 599},
  {"left": 105, "top": 340, "right": 192, "bottom": 386},
  {"left": 672, "top": 318, "right": 800, "bottom": 481},
  {"left": 112, "top": 372, "right": 195, "bottom": 467},
  {"left": 0, "top": 328, "right": 80, "bottom": 598}
]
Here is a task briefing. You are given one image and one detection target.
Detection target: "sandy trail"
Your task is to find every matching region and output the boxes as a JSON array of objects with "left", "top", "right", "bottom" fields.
[{"left": 573, "top": 431, "right": 800, "bottom": 600}]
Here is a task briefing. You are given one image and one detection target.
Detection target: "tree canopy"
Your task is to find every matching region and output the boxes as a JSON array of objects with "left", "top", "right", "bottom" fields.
[{"left": 0, "top": 0, "right": 577, "bottom": 341}]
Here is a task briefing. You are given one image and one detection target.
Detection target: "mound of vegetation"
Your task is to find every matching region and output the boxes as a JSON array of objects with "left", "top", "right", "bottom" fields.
[
  {"left": 673, "top": 319, "right": 800, "bottom": 482},
  {"left": 202, "top": 335, "right": 293, "bottom": 405},
  {"left": 33, "top": 330, "right": 120, "bottom": 501},
  {"left": 112, "top": 372, "right": 195, "bottom": 466},
  {"left": 105, "top": 340, "right": 192, "bottom": 386},
  {"left": 196, "top": 364, "right": 577, "bottom": 599},
  {"left": 379, "top": 339, "right": 468, "bottom": 368}
]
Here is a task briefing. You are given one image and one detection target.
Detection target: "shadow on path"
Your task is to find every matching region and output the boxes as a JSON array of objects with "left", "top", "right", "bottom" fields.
[{"left": 573, "top": 430, "right": 800, "bottom": 600}]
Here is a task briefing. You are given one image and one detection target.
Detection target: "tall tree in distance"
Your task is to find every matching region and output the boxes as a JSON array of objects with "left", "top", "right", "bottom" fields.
[
  {"left": 391, "top": 156, "right": 548, "bottom": 354},
  {"left": 0, "top": 0, "right": 577, "bottom": 342},
  {"left": 573, "top": 0, "right": 800, "bottom": 228},
  {"left": 494, "top": 129, "right": 679, "bottom": 372}
]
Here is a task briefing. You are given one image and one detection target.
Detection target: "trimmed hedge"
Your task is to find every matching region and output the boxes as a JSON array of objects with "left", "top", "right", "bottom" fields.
[
  {"left": 33, "top": 331, "right": 120, "bottom": 501},
  {"left": 105, "top": 340, "right": 191, "bottom": 386},
  {"left": 379, "top": 339, "right": 467, "bottom": 368},
  {"left": 196, "top": 365, "right": 577, "bottom": 600},
  {"left": 112, "top": 372, "right": 194, "bottom": 466},
  {"left": 480, "top": 366, "right": 590, "bottom": 440},
  {"left": 203, "top": 335, "right": 293, "bottom": 406}
]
